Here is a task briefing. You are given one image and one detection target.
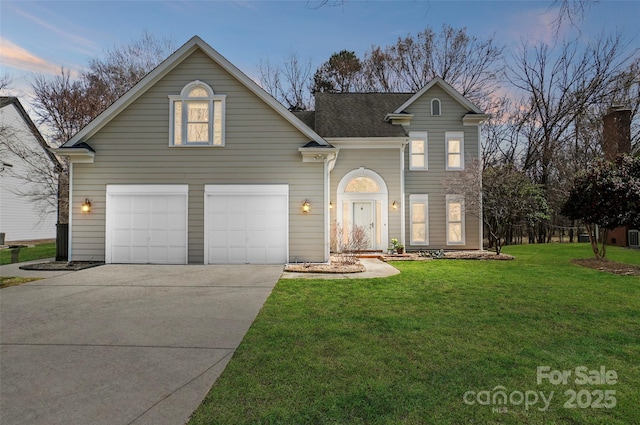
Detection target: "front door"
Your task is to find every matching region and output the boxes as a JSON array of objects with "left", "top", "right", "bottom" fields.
[{"left": 353, "top": 201, "right": 374, "bottom": 249}]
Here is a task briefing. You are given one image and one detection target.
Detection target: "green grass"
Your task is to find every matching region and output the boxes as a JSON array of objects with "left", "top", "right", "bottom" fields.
[
  {"left": 188, "top": 244, "right": 639, "bottom": 425},
  {"left": 0, "top": 277, "right": 42, "bottom": 288},
  {"left": 0, "top": 242, "right": 56, "bottom": 265}
]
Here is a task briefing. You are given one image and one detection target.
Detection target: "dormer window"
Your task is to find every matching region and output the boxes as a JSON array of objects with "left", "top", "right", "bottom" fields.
[
  {"left": 431, "top": 98, "right": 441, "bottom": 116},
  {"left": 169, "top": 80, "right": 226, "bottom": 146}
]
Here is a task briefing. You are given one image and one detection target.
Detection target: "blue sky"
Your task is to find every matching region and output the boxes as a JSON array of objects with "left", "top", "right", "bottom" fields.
[{"left": 1, "top": 0, "right": 639, "bottom": 102}]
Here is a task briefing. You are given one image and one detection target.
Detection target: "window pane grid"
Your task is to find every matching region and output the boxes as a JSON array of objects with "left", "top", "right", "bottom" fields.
[
  {"left": 170, "top": 82, "right": 225, "bottom": 147},
  {"left": 409, "top": 134, "right": 428, "bottom": 170},
  {"left": 447, "top": 197, "right": 464, "bottom": 245},
  {"left": 446, "top": 132, "right": 464, "bottom": 170},
  {"left": 409, "top": 195, "right": 428, "bottom": 245}
]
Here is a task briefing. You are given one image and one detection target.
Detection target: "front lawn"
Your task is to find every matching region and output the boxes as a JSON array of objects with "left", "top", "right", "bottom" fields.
[
  {"left": 189, "top": 244, "right": 639, "bottom": 425},
  {"left": 0, "top": 242, "right": 56, "bottom": 265}
]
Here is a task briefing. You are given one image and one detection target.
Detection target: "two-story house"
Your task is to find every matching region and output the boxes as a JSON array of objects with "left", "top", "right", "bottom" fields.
[
  {"left": 57, "top": 36, "right": 487, "bottom": 264},
  {"left": 1, "top": 97, "right": 61, "bottom": 243}
]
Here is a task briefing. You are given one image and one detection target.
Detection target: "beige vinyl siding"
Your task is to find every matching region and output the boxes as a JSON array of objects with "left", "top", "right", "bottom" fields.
[
  {"left": 330, "top": 148, "right": 402, "bottom": 247},
  {"left": 71, "top": 48, "right": 325, "bottom": 263},
  {"left": 403, "top": 85, "right": 481, "bottom": 249}
]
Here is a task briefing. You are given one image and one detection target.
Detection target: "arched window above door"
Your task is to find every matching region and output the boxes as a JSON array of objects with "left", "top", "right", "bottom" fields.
[{"left": 345, "top": 176, "right": 380, "bottom": 193}]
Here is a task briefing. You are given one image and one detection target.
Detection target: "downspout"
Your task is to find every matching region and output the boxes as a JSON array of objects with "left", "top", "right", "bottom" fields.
[
  {"left": 478, "top": 124, "right": 483, "bottom": 250},
  {"left": 67, "top": 162, "right": 73, "bottom": 262},
  {"left": 325, "top": 151, "right": 338, "bottom": 262},
  {"left": 400, "top": 141, "right": 407, "bottom": 248},
  {"left": 324, "top": 157, "right": 330, "bottom": 262}
]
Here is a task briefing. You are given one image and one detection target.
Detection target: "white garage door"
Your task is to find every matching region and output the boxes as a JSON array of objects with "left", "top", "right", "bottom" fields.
[
  {"left": 106, "top": 185, "right": 188, "bottom": 264},
  {"left": 205, "top": 185, "right": 288, "bottom": 264}
]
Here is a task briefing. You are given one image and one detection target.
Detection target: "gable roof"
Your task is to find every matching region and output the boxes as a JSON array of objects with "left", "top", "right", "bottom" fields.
[
  {"left": 0, "top": 96, "right": 62, "bottom": 170},
  {"left": 61, "top": 36, "right": 329, "bottom": 148},
  {"left": 312, "top": 92, "right": 413, "bottom": 138},
  {"left": 393, "top": 76, "right": 483, "bottom": 114}
]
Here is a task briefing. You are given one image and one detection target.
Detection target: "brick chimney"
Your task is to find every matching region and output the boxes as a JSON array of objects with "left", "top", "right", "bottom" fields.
[
  {"left": 602, "top": 106, "right": 632, "bottom": 161},
  {"left": 602, "top": 106, "right": 633, "bottom": 247}
]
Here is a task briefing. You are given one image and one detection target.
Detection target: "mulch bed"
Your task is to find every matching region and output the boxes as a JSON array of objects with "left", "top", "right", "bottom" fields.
[
  {"left": 443, "top": 251, "right": 514, "bottom": 260},
  {"left": 285, "top": 251, "right": 514, "bottom": 273},
  {"left": 19, "top": 261, "right": 104, "bottom": 271},
  {"left": 284, "top": 262, "right": 366, "bottom": 274},
  {"left": 382, "top": 251, "right": 514, "bottom": 261},
  {"left": 572, "top": 258, "right": 640, "bottom": 276}
]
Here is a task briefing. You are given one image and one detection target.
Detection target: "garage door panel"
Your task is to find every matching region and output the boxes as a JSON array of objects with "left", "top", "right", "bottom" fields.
[
  {"left": 131, "top": 213, "right": 149, "bottom": 229},
  {"left": 132, "top": 197, "right": 150, "bottom": 211},
  {"left": 151, "top": 232, "right": 168, "bottom": 245},
  {"left": 168, "top": 230, "right": 187, "bottom": 244},
  {"left": 150, "top": 213, "right": 168, "bottom": 229},
  {"left": 228, "top": 213, "right": 247, "bottom": 229},
  {"left": 130, "top": 246, "right": 149, "bottom": 263},
  {"left": 247, "top": 248, "right": 267, "bottom": 264},
  {"left": 205, "top": 186, "right": 288, "bottom": 264},
  {"left": 106, "top": 185, "right": 188, "bottom": 264},
  {"left": 131, "top": 229, "right": 149, "bottom": 245}
]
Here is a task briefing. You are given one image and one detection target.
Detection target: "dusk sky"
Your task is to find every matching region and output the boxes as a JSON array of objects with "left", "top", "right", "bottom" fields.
[{"left": 1, "top": 0, "right": 639, "bottom": 106}]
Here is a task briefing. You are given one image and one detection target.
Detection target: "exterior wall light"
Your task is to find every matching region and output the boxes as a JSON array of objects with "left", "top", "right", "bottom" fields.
[
  {"left": 329, "top": 201, "right": 334, "bottom": 209},
  {"left": 82, "top": 199, "right": 92, "bottom": 213},
  {"left": 392, "top": 201, "right": 398, "bottom": 210},
  {"left": 302, "top": 200, "right": 311, "bottom": 213}
]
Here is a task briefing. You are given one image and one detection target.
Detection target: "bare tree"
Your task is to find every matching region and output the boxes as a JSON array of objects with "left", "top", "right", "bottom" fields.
[
  {"left": 83, "top": 30, "right": 175, "bottom": 113},
  {"left": 259, "top": 52, "right": 313, "bottom": 111},
  {"left": 550, "top": 0, "right": 591, "bottom": 37},
  {"left": 0, "top": 74, "right": 11, "bottom": 94},
  {"left": 31, "top": 68, "right": 96, "bottom": 146},
  {"left": 31, "top": 31, "right": 176, "bottom": 147},
  {"left": 25, "top": 31, "right": 176, "bottom": 224},
  {"left": 511, "top": 33, "right": 636, "bottom": 177},
  {"left": 506, "top": 32, "right": 638, "bottom": 242},
  {"left": 331, "top": 222, "right": 370, "bottom": 265},
  {"left": 360, "top": 25, "right": 503, "bottom": 108}
]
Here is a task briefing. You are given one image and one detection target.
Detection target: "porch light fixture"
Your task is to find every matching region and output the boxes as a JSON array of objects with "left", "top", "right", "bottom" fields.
[
  {"left": 302, "top": 200, "right": 311, "bottom": 213},
  {"left": 329, "top": 201, "right": 334, "bottom": 209},
  {"left": 81, "top": 199, "right": 92, "bottom": 213},
  {"left": 392, "top": 201, "right": 398, "bottom": 210}
]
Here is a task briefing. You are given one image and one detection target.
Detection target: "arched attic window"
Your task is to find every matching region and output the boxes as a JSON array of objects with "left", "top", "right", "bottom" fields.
[
  {"left": 431, "top": 98, "right": 441, "bottom": 116},
  {"left": 169, "top": 80, "right": 226, "bottom": 146}
]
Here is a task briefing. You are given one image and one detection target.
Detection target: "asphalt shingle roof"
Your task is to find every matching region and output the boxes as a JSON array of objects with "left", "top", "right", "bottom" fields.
[{"left": 308, "top": 92, "right": 414, "bottom": 138}]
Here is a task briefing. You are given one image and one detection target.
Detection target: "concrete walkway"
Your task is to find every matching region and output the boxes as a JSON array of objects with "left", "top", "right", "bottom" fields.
[
  {"left": 0, "top": 258, "right": 75, "bottom": 279},
  {"left": 0, "top": 264, "right": 282, "bottom": 425},
  {"left": 281, "top": 258, "right": 400, "bottom": 279}
]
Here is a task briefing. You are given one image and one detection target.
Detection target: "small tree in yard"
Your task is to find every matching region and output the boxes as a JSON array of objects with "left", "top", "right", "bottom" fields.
[
  {"left": 561, "top": 155, "right": 640, "bottom": 259},
  {"left": 443, "top": 160, "right": 550, "bottom": 254}
]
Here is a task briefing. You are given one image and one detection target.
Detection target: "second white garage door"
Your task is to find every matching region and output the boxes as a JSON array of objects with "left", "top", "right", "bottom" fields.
[{"left": 205, "top": 185, "right": 288, "bottom": 264}]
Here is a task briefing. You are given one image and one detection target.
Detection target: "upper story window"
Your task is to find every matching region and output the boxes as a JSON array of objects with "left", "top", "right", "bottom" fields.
[
  {"left": 446, "top": 131, "right": 464, "bottom": 170},
  {"left": 431, "top": 98, "right": 441, "bottom": 116},
  {"left": 409, "top": 131, "right": 428, "bottom": 170},
  {"left": 169, "top": 80, "right": 226, "bottom": 146}
]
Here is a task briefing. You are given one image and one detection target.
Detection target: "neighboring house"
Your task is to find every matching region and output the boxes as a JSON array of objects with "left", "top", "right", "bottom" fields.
[
  {"left": 57, "top": 36, "right": 487, "bottom": 265},
  {"left": 0, "top": 97, "right": 60, "bottom": 242}
]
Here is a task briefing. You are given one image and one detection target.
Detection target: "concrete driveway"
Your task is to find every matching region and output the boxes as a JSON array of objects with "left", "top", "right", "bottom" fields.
[{"left": 0, "top": 264, "right": 283, "bottom": 425}]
